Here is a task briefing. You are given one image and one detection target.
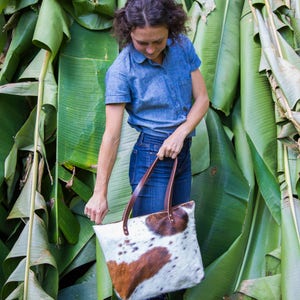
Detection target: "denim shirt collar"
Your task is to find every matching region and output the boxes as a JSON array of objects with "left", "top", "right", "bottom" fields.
[{"left": 130, "top": 38, "right": 172, "bottom": 64}]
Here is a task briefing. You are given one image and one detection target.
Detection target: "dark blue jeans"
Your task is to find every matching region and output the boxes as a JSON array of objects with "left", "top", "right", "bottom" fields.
[{"left": 129, "top": 132, "right": 192, "bottom": 218}]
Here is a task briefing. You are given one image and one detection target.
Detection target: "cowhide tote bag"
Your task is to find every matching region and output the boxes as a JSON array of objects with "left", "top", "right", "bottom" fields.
[{"left": 93, "top": 157, "right": 204, "bottom": 300}]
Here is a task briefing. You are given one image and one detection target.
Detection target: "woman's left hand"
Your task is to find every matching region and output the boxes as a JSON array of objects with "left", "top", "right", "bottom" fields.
[{"left": 157, "top": 133, "right": 185, "bottom": 160}]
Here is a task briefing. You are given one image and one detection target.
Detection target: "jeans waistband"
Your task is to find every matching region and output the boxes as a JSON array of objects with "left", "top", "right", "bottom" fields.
[{"left": 137, "top": 132, "right": 191, "bottom": 145}]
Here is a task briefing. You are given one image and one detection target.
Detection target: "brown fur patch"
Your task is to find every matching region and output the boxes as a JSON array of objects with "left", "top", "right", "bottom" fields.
[
  {"left": 107, "top": 247, "right": 171, "bottom": 300},
  {"left": 145, "top": 207, "right": 189, "bottom": 236}
]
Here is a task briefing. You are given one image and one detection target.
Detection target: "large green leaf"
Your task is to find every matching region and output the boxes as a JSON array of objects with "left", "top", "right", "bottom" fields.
[
  {"left": 191, "top": 109, "right": 249, "bottom": 265},
  {"left": 0, "top": 81, "right": 38, "bottom": 96},
  {"left": 1, "top": 0, "right": 300, "bottom": 299},
  {"left": 58, "top": 165, "right": 93, "bottom": 202},
  {"left": 0, "top": 13, "right": 7, "bottom": 52},
  {"left": 0, "top": 95, "right": 30, "bottom": 187},
  {"left": 60, "top": 235, "right": 96, "bottom": 277},
  {"left": 237, "top": 274, "right": 281, "bottom": 300},
  {"left": 2, "top": 214, "right": 58, "bottom": 299},
  {"left": 60, "top": 0, "right": 114, "bottom": 30},
  {"left": 58, "top": 264, "right": 99, "bottom": 300},
  {"left": 57, "top": 21, "right": 118, "bottom": 170},
  {"left": 3, "top": 0, "right": 39, "bottom": 14},
  {"left": 0, "top": 9, "right": 38, "bottom": 84},
  {"left": 255, "top": 9, "right": 300, "bottom": 110},
  {"left": 237, "top": 193, "right": 280, "bottom": 281},
  {"left": 0, "top": 0, "right": 9, "bottom": 13},
  {"left": 281, "top": 197, "right": 300, "bottom": 299},
  {"left": 188, "top": 108, "right": 250, "bottom": 298},
  {"left": 48, "top": 180, "right": 80, "bottom": 245},
  {"left": 190, "top": 0, "right": 243, "bottom": 115},
  {"left": 190, "top": 118, "right": 210, "bottom": 175},
  {"left": 0, "top": 239, "right": 9, "bottom": 290},
  {"left": 19, "top": 49, "right": 58, "bottom": 108},
  {"left": 240, "top": 1, "right": 280, "bottom": 224},
  {"left": 50, "top": 215, "right": 95, "bottom": 275},
  {"left": 33, "top": 0, "right": 71, "bottom": 61},
  {"left": 5, "top": 273, "right": 54, "bottom": 300},
  {"left": 4, "top": 107, "right": 36, "bottom": 200},
  {"left": 7, "top": 167, "right": 48, "bottom": 220},
  {"left": 95, "top": 241, "right": 112, "bottom": 300}
]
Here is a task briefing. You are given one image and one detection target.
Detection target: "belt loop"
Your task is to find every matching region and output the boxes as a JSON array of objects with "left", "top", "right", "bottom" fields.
[{"left": 138, "top": 132, "right": 144, "bottom": 143}]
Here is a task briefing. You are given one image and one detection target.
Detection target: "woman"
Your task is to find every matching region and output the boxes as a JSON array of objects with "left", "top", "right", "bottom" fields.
[{"left": 85, "top": 0, "right": 209, "bottom": 297}]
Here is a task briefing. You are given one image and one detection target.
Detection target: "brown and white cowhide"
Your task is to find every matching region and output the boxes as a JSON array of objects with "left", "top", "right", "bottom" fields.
[{"left": 94, "top": 201, "right": 204, "bottom": 300}]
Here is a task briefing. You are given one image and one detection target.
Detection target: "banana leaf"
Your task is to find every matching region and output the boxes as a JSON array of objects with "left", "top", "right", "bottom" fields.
[
  {"left": 0, "top": 95, "right": 30, "bottom": 187},
  {"left": 187, "top": 108, "right": 250, "bottom": 299},
  {"left": 1, "top": 0, "right": 300, "bottom": 299},
  {"left": 237, "top": 274, "right": 281, "bottom": 300},
  {"left": 58, "top": 166, "right": 93, "bottom": 201},
  {"left": 235, "top": 192, "right": 280, "bottom": 281},
  {"left": 49, "top": 180, "right": 80, "bottom": 245},
  {"left": 190, "top": 118, "right": 210, "bottom": 175},
  {"left": 4, "top": 274, "right": 53, "bottom": 300},
  {"left": 281, "top": 195, "right": 300, "bottom": 300},
  {"left": 95, "top": 241, "right": 112, "bottom": 300},
  {"left": 0, "top": 239, "right": 9, "bottom": 290},
  {"left": 0, "top": 13, "right": 6, "bottom": 51},
  {"left": 50, "top": 215, "right": 95, "bottom": 275},
  {"left": 19, "top": 49, "right": 58, "bottom": 109},
  {"left": 240, "top": 1, "right": 280, "bottom": 224},
  {"left": 57, "top": 263, "right": 101, "bottom": 300},
  {"left": 0, "top": 0, "right": 9, "bottom": 13},
  {"left": 3, "top": 0, "right": 39, "bottom": 14},
  {"left": 60, "top": 235, "right": 96, "bottom": 276},
  {"left": 56, "top": 19, "right": 139, "bottom": 220},
  {"left": 0, "top": 94, "right": 31, "bottom": 288},
  {"left": 4, "top": 107, "right": 36, "bottom": 200},
  {"left": 192, "top": 109, "right": 249, "bottom": 265},
  {"left": 33, "top": 0, "right": 71, "bottom": 61},
  {"left": 233, "top": 3, "right": 300, "bottom": 300},
  {"left": 190, "top": 0, "right": 243, "bottom": 116},
  {"left": 57, "top": 21, "right": 118, "bottom": 170},
  {"left": 0, "top": 81, "right": 38, "bottom": 95},
  {"left": 255, "top": 11, "right": 300, "bottom": 109},
  {"left": 1, "top": 8, "right": 61, "bottom": 293},
  {"left": 60, "top": 0, "right": 114, "bottom": 30},
  {"left": 2, "top": 214, "right": 58, "bottom": 299},
  {"left": 0, "top": 9, "right": 38, "bottom": 84},
  {"left": 6, "top": 167, "right": 48, "bottom": 220}
]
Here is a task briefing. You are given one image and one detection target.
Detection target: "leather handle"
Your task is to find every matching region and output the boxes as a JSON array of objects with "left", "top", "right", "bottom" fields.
[{"left": 122, "top": 157, "right": 178, "bottom": 235}]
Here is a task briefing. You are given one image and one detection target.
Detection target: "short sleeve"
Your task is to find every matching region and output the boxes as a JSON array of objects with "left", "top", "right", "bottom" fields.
[
  {"left": 181, "top": 35, "right": 201, "bottom": 72},
  {"left": 105, "top": 58, "right": 131, "bottom": 104}
]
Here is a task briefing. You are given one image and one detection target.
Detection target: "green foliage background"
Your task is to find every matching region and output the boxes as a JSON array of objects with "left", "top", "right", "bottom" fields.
[{"left": 0, "top": 0, "right": 300, "bottom": 299}]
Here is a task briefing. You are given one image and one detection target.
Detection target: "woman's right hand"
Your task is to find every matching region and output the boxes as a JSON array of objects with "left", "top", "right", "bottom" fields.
[{"left": 84, "top": 193, "right": 109, "bottom": 225}]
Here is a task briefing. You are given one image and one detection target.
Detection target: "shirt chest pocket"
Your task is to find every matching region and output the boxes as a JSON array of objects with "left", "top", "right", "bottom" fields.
[{"left": 131, "top": 76, "right": 169, "bottom": 106}]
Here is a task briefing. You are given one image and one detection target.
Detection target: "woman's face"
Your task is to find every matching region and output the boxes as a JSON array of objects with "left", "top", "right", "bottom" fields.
[{"left": 130, "top": 26, "right": 169, "bottom": 64}]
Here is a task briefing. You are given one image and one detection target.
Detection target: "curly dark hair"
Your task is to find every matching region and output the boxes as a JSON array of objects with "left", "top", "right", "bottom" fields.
[{"left": 113, "top": 0, "right": 188, "bottom": 47}]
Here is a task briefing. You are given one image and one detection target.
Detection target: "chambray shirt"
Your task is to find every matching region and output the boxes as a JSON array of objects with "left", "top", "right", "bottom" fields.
[{"left": 105, "top": 34, "right": 201, "bottom": 138}]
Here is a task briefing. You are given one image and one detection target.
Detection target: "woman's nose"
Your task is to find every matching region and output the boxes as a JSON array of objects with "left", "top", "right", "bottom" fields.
[{"left": 146, "top": 45, "right": 155, "bottom": 54}]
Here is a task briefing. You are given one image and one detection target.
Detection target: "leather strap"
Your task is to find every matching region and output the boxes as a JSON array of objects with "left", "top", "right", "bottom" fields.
[{"left": 122, "top": 157, "right": 178, "bottom": 235}]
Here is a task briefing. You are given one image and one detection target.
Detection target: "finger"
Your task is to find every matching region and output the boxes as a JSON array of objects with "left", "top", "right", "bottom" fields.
[
  {"left": 156, "top": 149, "right": 165, "bottom": 160},
  {"left": 89, "top": 211, "right": 95, "bottom": 222},
  {"left": 94, "top": 213, "right": 103, "bottom": 225},
  {"left": 95, "top": 209, "right": 108, "bottom": 225},
  {"left": 171, "top": 152, "right": 178, "bottom": 159}
]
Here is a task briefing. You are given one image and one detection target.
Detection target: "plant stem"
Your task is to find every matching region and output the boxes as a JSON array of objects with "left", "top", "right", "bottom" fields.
[{"left": 23, "top": 50, "right": 51, "bottom": 300}]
